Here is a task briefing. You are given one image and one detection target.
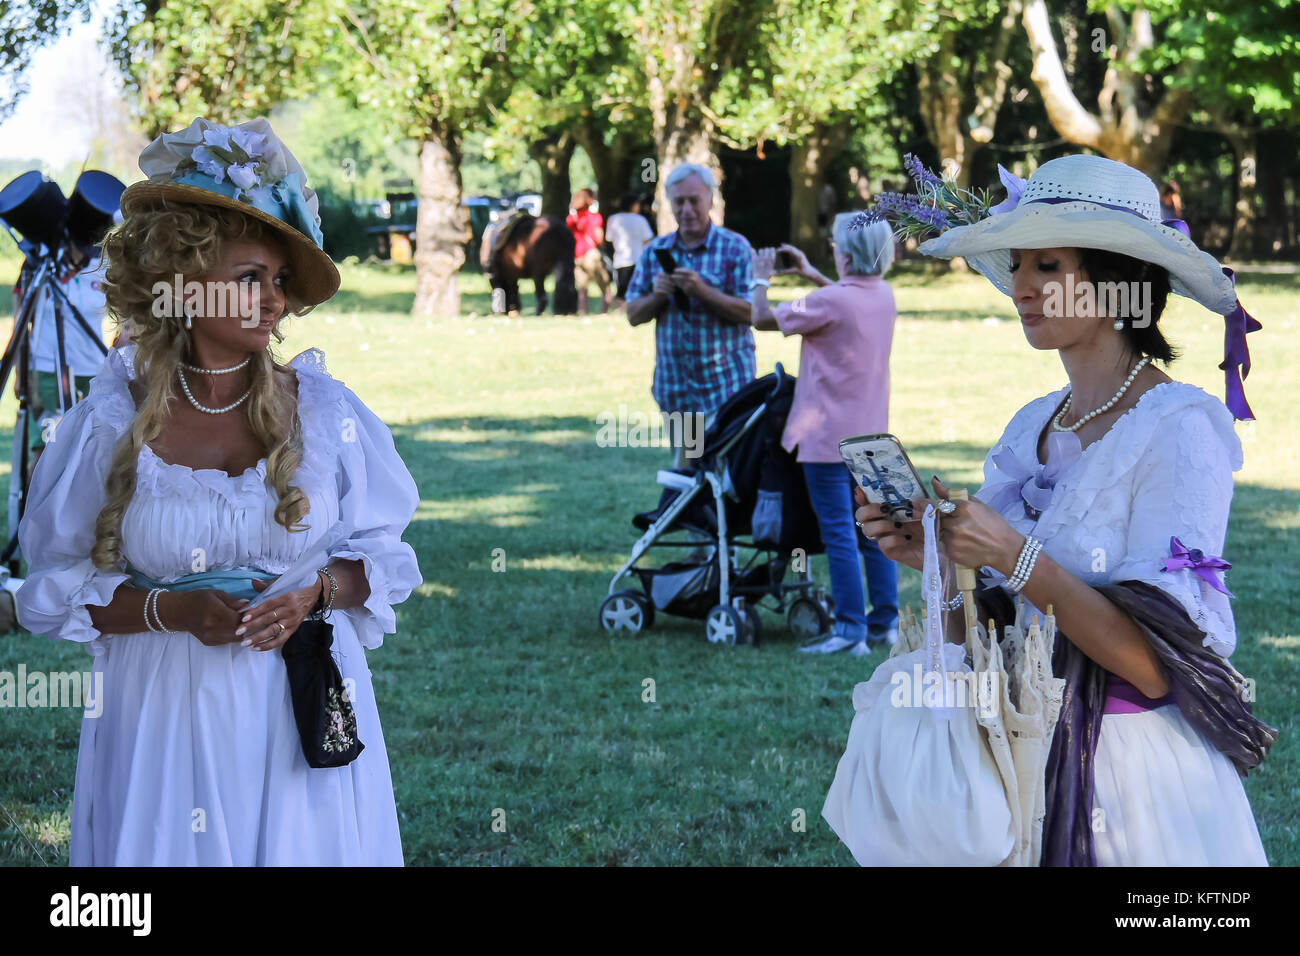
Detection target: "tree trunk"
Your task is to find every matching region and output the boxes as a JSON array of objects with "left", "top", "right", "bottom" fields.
[
  {"left": 916, "top": 1, "right": 1018, "bottom": 189},
  {"left": 1256, "top": 130, "right": 1289, "bottom": 255},
  {"left": 1223, "top": 126, "right": 1258, "bottom": 262},
  {"left": 916, "top": 37, "right": 974, "bottom": 187},
  {"left": 640, "top": 10, "right": 732, "bottom": 234},
  {"left": 1022, "top": 0, "right": 1190, "bottom": 176},
  {"left": 654, "top": 115, "right": 723, "bottom": 233},
  {"left": 413, "top": 122, "right": 468, "bottom": 318},
  {"left": 573, "top": 120, "right": 652, "bottom": 217},
  {"left": 789, "top": 123, "right": 845, "bottom": 265},
  {"left": 528, "top": 131, "right": 576, "bottom": 218}
]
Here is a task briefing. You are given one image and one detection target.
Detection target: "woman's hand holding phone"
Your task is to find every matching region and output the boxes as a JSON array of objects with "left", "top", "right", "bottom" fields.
[
  {"left": 855, "top": 476, "right": 1026, "bottom": 576},
  {"left": 854, "top": 482, "right": 932, "bottom": 572},
  {"left": 775, "top": 243, "right": 811, "bottom": 276}
]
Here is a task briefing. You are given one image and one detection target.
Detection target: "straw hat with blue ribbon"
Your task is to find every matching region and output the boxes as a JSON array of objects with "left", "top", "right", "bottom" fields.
[
  {"left": 859, "top": 153, "right": 1263, "bottom": 420},
  {"left": 119, "top": 117, "right": 340, "bottom": 307}
]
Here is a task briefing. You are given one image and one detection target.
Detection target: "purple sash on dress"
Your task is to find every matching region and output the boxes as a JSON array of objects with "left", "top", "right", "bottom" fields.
[
  {"left": 975, "top": 580, "right": 1275, "bottom": 867},
  {"left": 1103, "top": 674, "right": 1174, "bottom": 715}
]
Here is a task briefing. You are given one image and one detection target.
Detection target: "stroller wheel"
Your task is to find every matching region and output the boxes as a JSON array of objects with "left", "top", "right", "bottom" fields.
[
  {"left": 705, "top": 604, "right": 744, "bottom": 646},
  {"left": 599, "top": 590, "right": 653, "bottom": 634},
  {"left": 787, "top": 597, "right": 831, "bottom": 640}
]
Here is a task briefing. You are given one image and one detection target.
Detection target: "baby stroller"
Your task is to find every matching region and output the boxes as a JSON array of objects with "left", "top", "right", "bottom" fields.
[{"left": 599, "top": 365, "right": 834, "bottom": 645}]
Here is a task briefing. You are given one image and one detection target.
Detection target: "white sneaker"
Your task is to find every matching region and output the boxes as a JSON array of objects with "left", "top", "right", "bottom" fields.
[
  {"left": 797, "top": 634, "right": 860, "bottom": 654},
  {"left": 847, "top": 640, "right": 872, "bottom": 657},
  {"left": 868, "top": 626, "right": 899, "bottom": 647}
]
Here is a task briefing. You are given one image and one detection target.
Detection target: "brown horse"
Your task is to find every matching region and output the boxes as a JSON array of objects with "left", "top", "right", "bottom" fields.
[{"left": 481, "top": 213, "right": 578, "bottom": 315}]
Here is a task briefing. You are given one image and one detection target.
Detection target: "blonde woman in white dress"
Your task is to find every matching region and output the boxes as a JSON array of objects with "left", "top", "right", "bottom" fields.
[{"left": 16, "top": 118, "right": 422, "bottom": 866}]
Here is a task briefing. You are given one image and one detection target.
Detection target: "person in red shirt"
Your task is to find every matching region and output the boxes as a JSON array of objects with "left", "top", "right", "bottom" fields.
[{"left": 567, "top": 188, "right": 611, "bottom": 314}]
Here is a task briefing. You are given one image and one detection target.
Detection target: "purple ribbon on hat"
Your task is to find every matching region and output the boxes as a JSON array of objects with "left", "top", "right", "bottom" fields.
[
  {"left": 1162, "top": 536, "right": 1234, "bottom": 598},
  {"left": 1217, "top": 267, "right": 1262, "bottom": 421},
  {"left": 983, "top": 431, "right": 1082, "bottom": 520},
  {"left": 986, "top": 165, "right": 1026, "bottom": 216},
  {"left": 1020, "top": 195, "right": 1194, "bottom": 236}
]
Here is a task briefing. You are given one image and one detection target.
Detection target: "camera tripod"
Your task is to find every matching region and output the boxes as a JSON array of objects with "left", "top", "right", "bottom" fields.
[{"left": 1, "top": 233, "right": 108, "bottom": 577}]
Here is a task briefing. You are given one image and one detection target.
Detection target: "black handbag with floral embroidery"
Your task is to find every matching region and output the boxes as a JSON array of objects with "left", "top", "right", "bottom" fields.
[{"left": 281, "top": 618, "right": 365, "bottom": 768}]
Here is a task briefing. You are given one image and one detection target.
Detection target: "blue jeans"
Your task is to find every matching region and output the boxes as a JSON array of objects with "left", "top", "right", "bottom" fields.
[{"left": 801, "top": 462, "right": 899, "bottom": 633}]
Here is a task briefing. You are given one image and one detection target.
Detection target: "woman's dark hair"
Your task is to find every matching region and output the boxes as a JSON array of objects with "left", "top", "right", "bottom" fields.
[
  {"left": 619, "top": 190, "right": 641, "bottom": 212},
  {"left": 1076, "top": 247, "right": 1178, "bottom": 364}
]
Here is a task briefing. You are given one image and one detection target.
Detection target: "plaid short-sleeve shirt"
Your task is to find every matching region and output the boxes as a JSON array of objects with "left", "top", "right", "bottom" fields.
[{"left": 626, "top": 224, "right": 756, "bottom": 415}]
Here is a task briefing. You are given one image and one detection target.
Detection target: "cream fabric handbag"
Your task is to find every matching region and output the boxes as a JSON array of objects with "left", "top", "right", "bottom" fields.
[{"left": 822, "top": 495, "right": 1064, "bottom": 866}]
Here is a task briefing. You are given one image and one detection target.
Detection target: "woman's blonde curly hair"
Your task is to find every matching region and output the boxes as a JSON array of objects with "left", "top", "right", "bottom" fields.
[{"left": 91, "top": 201, "right": 316, "bottom": 571}]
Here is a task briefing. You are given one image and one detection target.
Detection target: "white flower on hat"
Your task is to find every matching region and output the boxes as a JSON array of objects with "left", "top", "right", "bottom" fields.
[
  {"left": 190, "top": 146, "right": 227, "bottom": 183},
  {"left": 201, "top": 127, "right": 232, "bottom": 152},
  {"left": 184, "top": 125, "right": 273, "bottom": 201},
  {"left": 227, "top": 163, "right": 260, "bottom": 192},
  {"left": 230, "top": 127, "right": 267, "bottom": 158}
]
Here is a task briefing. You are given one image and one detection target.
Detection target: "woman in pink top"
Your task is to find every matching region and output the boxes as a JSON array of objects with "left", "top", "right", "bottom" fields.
[{"left": 752, "top": 216, "right": 899, "bottom": 654}]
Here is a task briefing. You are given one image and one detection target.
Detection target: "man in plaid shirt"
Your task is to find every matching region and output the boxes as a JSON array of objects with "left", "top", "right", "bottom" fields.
[{"left": 624, "top": 163, "right": 755, "bottom": 465}]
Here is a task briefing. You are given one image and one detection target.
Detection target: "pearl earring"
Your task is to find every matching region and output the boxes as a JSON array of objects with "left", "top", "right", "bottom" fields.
[
  {"left": 184, "top": 311, "right": 193, "bottom": 330},
  {"left": 1113, "top": 319, "right": 1124, "bottom": 331}
]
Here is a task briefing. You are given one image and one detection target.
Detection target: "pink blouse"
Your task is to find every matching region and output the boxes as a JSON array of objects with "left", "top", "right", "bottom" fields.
[{"left": 773, "top": 274, "right": 896, "bottom": 463}]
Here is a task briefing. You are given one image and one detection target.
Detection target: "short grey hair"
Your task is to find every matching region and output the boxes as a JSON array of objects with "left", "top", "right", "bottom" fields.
[
  {"left": 665, "top": 163, "right": 716, "bottom": 194},
  {"left": 833, "top": 213, "right": 894, "bottom": 277}
]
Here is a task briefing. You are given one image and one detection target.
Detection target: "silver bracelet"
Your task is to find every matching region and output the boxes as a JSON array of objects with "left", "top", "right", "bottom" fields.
[
  {"left": 145, "top": 587, "right": 173, "bottom": 633},
  {"left": 941, "top": 593, "right": 964, "bottom": 612},
  {"left": 1005, "top": 536, "right": 1043, "bottom": 593},
  {"left": 310, "top": 566, "right": 338, "bottom": 620}
]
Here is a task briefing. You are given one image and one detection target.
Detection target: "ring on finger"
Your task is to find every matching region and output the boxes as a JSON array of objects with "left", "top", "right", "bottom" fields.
[
  {"left": 276, "top": 622, "right": 285, "bottom": 635},
  {"left": 937, "top": 499, "right": 957, "bottom": 515},
  {"left": 272, "top": 608, "right": 279, "bottom": 620}
]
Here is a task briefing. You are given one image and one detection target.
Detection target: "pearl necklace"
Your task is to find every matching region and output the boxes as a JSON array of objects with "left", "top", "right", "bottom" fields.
[
  {"left": 178, "top": 367, "right": 252, "bottom": 414},
  {"left": 181, "top": 356, "right": 250, "bottom": 375},
  {"left": 1051, "top": 356, "right": 1150, "bottom": 433}
]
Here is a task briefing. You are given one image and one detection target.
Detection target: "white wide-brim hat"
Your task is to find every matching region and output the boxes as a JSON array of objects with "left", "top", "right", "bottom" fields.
[{"left": 918, "top": 154, "right": 1237, "bottom": 315}]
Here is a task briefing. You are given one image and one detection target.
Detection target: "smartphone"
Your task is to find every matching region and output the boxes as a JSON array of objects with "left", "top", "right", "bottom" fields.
[
  {"left": 775, "top": 250, "right": 796, "bottom": 271},
  {"left": 653, "top": 248, "right": 691, "bottom": 311},
  {"left": 839, "top": 433, "right": 930, "bottom": 511}
]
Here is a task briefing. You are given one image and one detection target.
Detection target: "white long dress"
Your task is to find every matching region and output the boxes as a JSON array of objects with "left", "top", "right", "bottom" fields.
[
  {"left": 974, "top": 381, "right": 1267, "bottom": 866},
  {"left": 15, "top": 344, "right": 422, "bottom": 866}
]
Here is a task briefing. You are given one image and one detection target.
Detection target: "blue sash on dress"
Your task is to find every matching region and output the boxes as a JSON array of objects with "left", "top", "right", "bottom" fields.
[{"left": 128, "top": 567, "right": 278, "bottom": 602}]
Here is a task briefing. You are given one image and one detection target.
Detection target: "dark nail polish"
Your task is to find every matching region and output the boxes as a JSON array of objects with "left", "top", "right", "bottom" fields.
[
  {"left": 893, "top": 521, "right": 902, "bottom": 528},
  {"left": 879, "top": 504, "right": 889, "bottom": 513},
  {"left": 905, "top": 534, "right": 912, "bottom": 540}
]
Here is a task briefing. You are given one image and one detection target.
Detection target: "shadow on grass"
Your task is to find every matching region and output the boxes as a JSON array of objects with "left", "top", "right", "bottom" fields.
[{"left": 327, "top": 288, "right": 416, "bottom": 314}]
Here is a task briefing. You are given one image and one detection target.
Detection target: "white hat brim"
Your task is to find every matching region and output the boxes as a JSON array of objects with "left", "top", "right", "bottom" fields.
[{"left": 917, "top": 201, "right": 1237, "bottom": 315}]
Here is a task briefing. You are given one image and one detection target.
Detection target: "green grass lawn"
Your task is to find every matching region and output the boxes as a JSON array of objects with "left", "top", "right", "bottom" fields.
[{"left": 0, "top": 259, "right": 1296, "bottom": 865}]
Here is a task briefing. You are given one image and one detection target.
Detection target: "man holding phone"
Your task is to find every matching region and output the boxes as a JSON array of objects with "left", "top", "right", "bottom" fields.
[{"left": 623, "top": 163, "right": 755, "bottom": 466}]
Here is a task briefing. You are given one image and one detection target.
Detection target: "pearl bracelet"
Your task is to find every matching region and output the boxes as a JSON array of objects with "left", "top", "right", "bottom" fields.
[
  {"left": 144, "top": 587, "right": 174, "bottom": 633},
  {"left": 941, "top": 593, "right": 963, "bottom": 612},
  {"left": 1005, "top": 536, "right": 1043, "bottom": 593}
]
